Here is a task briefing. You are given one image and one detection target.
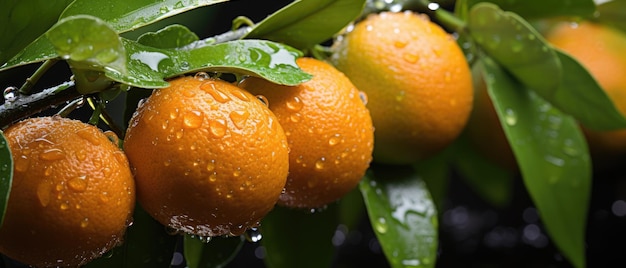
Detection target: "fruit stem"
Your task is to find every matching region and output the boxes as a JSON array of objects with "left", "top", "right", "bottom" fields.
[
  {"left": 415, "top": 0, "right": 466, "bottom": 33},
  {"left": 18, "top": 59, "right": 59, "bottom": 95}
]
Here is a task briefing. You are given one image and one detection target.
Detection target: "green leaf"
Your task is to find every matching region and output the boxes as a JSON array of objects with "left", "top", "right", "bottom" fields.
[
  {"left": 0, "top": 132, "right": 12, "bottom": 228},
  {"left": 452, "top": 134, "right": 514, "bottom": 208},
  {"left": 245, "top": 0, "right": 366, "bottom": 50},
  {"left": 0, "top": 38, "right": 57, "bottom": 71},
  {"left": 465, "top": 0, "right": 595, "bottom": 19},
  {"left": 413, "top": 150, "right": 450, "bottom": 212},
  {"left": 360, "top": 165, "right": 438, "bottom": 268},
  {"left": 596, "top": 0, "right": 626, "bottom": 36},
  {"left": 468, "top": 3, "right": 562, "bottom": 95},
  {"left": 0, "top": 0, "right": 73, "bottom": 65},
  {"left": 184, "top": 235, "right": 244, "bottom": 268},
  {"left": 551, "top": 49, "right": 626, "bottom": 131},
  {"left": 60, "top": 0, "right": 228, "bottom": 34},
  {"left": 137, "top": 24, "right": 199, "bottom": 48},
  {"left": 108, "top": 39, "right": 311, "bottom": 88},
  {"left": 261, "top": 205, "right": 338, "bottom": 268},
  {"left": 85, "top": 205, "right": 178, "bottom": 268},
  {"left": 480, "top": 56, "right": 590, "bottom": 268}
]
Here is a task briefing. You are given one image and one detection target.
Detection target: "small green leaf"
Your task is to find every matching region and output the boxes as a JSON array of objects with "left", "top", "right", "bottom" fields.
[
  {"left": 0, "top": 0, "right": 73, "bottom": 65},
  {"left": 261, "top": 205, "right": 338, "bottom": 268},
  {"left": 596, "top": 0, "right": 626, "bottom": 37},
  {"left": 60, "top": 0, "right": 229, "bottom": 34},
  {"left": 360, "top": 165, "right": 438, "bottom": 268},
  {"left": 108, "top": 39, "right": 311, "bottom": 89},
  {"left": 480, "top": 56, "right": 589, "bottom": 268},
  {"left": 452, "top": 134, "right": 514, "bottom": 208},
  {"left": 1, "top": 37, "right": 57, "bottom": 71},
  {"left": 466, "top": 0, "right": 595, "bottom": 19},
  {"left": 47, "top": 15, "right": 127, "bottom": 73},
  {"left": 551, "top": 49, "right": 626, "bottom": 131},
  {"left": 245, "top": 0, "right": 366, "bottom": 50},
  {"left": 184, "top": 235, "right": 244, "bottom": 268},
  {"left": 137, "top": 24, "right": 199, "bottom": 49},
  {"left": 0, "top": 132, "right": 13, "bottom": 228},
  {"left": 468, "top": 3, "right": 562, "bottom": 95},
  {"left": 85, "top": 205, "right": 178, "bottom": 268}
]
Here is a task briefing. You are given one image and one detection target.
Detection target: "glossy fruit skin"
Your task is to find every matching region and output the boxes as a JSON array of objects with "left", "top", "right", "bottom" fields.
[
  {"left": 0, "top": 116, "right": 135, "bottom": 267},
  {"left": 546, "top": 21, "right": 626, "bottom": 157},
  {"left": 239, "top": 57, "right": 374, "bottom": 209},
  {"left": 123, "top": 76, "right": 289, "bottom": 237},
  {"left": 332, "top": 11, "right": 473, "bottom": 164}
]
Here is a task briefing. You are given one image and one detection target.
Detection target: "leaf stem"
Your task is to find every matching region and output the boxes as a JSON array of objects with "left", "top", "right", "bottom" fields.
[
  {"left": 18, "top": 59, "right": 59, "bottom": 95},
  {"left": 415, "top": 0, "right": 466, "bottom": 33}
]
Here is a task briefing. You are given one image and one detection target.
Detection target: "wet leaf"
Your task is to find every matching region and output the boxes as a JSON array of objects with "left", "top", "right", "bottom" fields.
[
  {"left": 480, "top": 56, "right": 589, "bottom": 268},
  {"left": 85, "top": 206, "right": 178, "bottom": 268},
  {"left": 465, "top": 0, "right": 595, "bottom": 19},
  {"left": 360, "top": 165, "right": 438, "bottom": 268},
  {"left": 108, "top": 39, "right": 311, "bottom": 88},
  {"left": 452, "top": 134, "right": 514, "bottom": 208},
  {"left": 137, "top": 24, "right": 199, "bottom": 49},
  {"left": 261, "top": 205, "right": 338, "bottom": 268},
  {"left": 551, "top": 49, "right": 626, "bottom": 131},
  {"left": 468, "top": 3, "right": 562, "bottom": 95},
  {"left": 0, "top": 132, "right": 12, "bottom": 228},
  {"left": 60, "top": 0, "right": 228, "bottom": 34},
  {"left": 245, "top": 0, "right": 366, "bottom": 50},
  {"left": 0, "top": 0, "right": 73, "bottom": 65},
  {"left": 0, "top": 38, "right": 57, "bottom": 71},
  {"left": 596, "top": 0, "right": 626, "bottom": 36},
  {"left": 184, "top": 235, "right": 244, "bottom": 268}
]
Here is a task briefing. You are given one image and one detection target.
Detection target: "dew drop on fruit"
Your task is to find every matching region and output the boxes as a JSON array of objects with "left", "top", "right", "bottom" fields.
[
  {"left": 194, "top": 72, "right": 210, "bottom": 80},
  {"left": 40, "top": 148, "right": 65, "bottom": 161},
  {"left": 201, "top": 82, "right": 231, "bottom": 103},
  {"left": 37, "top": 181, "right": 53, "bottom": 207},
  {"left": 209, "top": 119, "right": 227, "bottom": 138},
  {"left": 289, "top": 113, "right": 301, "bottom": 123},
  {"left": 328, "top": 134, "right": 342, "bottom": 146},
  {"left": 68, "top": 175, "right": 88, "bottom": 192},
  {"left": 3, "top": 86, "right": 18, "bottom": 103},
  {"left": 244, "top": 227, "right": 262, "bottom": 243},
  {"left": 285, "top": 96, "right": 303, "bottom": 112},
  {"left": 394, "top": 40, "right": 408, "bottom": 49},
  {"left": 77, "top": 129, "right": 102, "bottom": 146},
  {"left": 315, "top": 157, "right": 326, "bottom": 170},
  {"left": 80, "top": 217, "right": 89, "bottom": 228},
  {"left": 231, "top": 89, "right": 250, "bottom": 101},
  {"left": 359, "top": 91, "right": 368, "bottom": 105},
  {"left": 229, "top": 110, "right": 250, "bottom": 129},
  {"left": 183, "top": 110, "right": 204, "bottom": 129}
]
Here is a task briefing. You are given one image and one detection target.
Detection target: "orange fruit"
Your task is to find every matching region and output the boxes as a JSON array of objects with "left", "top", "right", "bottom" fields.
[
  {"left": 331, "top": 11, "right": 473, "bottom": 164},
  {"left": 0, "top": 116, "right": 135, "bottom": 267},
  {"left": 239, "top": 57, "right": 374, "bottom": 209},
  {"left": 545, "top": 21, "right": 626, "bottom": 157},
  {"left": 123, "top": 75, "right": 289, "bottom": 237}
]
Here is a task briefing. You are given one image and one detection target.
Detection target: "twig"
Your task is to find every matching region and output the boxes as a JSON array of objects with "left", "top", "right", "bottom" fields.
[{"left": 18, "top": 60, "right": 59, "bottom": 95}]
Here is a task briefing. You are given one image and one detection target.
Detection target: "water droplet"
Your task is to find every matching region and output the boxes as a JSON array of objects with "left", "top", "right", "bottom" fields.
[
  {"left": 285, "top": 96, "right": 303, "bottom": 112},
  {"left": 394, "top": 40, "right": 408, "bottom": 48},
  {"left": 328, "top": 134, "right": 342, "bottom": 146},
  {"left": 402, "top": 53, "right": 419, "bottom": 64},
  {"left": 68, "top": 176, "right": 88, "bottom": 192},
  {"left": 182, "top": 89, "right": 196, "bottom": 98},
  {"left": 233, "top": 167, "right": 242, "bottom": 177},
  {"left": 60, "top": 203, "right": 70, "bottom": 210},
  {"left": 194, "top": 72, "right": 210, "bottom": 80},
  {"left": 256, "top": 95, "right": 269, "bottom": 106},
  {"left": 504, "top": 109, "right": 517, "bottom": 126},
  {"left": 209, "top": 173, "right": 218, "bottom": 182},
  {"left": 427, "top": 2, "right": 439, "bottom": 10},
  {"left": 402, "top": 259, "right": 421, "bottom": 267},
  {"left": 229, "top": 110, "right": 250, "bottom": 129},
  {"left": 100, "top": 192, "right": 110, "bottom": 203},
  {"left": 395, "top": 91, "right": 406, "bottom": 102},
  {"left": 231, "top": 89, "right": 250, "bottom": 101},
  {"left": 359, "top": 91, "right": 368, "bottom": 105},
  {"left": 3, "top": 86, "right": 18, "bottom": 103},
  {"left": 183, "top": 110, "right": 203, "bottom": 129},
  {"left": 374, "top": 217, "right": 388, "bottom": 234},
  {"left": 245, "top": 227, "right": 262, "bottom": 243},
  {"left": 37, "top": 182, "right": 53, "bottom": 207},
  {"left": 201, "top": 82, "right": 231, "bottom": 103},
  {"left": 209, "top": 119, "right": 227, "bottom": 138},
  {"left": 80, "top": 218, "right": 89, "bottom": 228},
  {"left": 159, "top": 6, "right": 169, "bottom": 14},
  {"left": 544, "top": 155, "right": 565, "bottom": 167},
  {"left": 40, "top": 148, "right": 65, "bottom": 161},
  {"left": 76, "top": 129, "right": 102, "bottom": 145},
  {"left": 315, "top": 157, "right": 326, "bottom": 170},
  {"left": 206, "top": 160, "right": 216, "bottom": 172}
]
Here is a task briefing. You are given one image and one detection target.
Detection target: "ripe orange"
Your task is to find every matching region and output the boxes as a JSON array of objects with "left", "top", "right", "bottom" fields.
[
  {"left": 239, "top": 57, "right": 374, "bottom": 209},
  {"left": 123, "top": 75, "right": 289, "bottom": 237},
  {"left": 0, "top": 116, "right": 135, "bottom": 267},
  {"left": 545, "top": 21, "right": 626, "bottom": 157},
  {"left": 331, "top": 11, "right": 474, "bottom": 164}
]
